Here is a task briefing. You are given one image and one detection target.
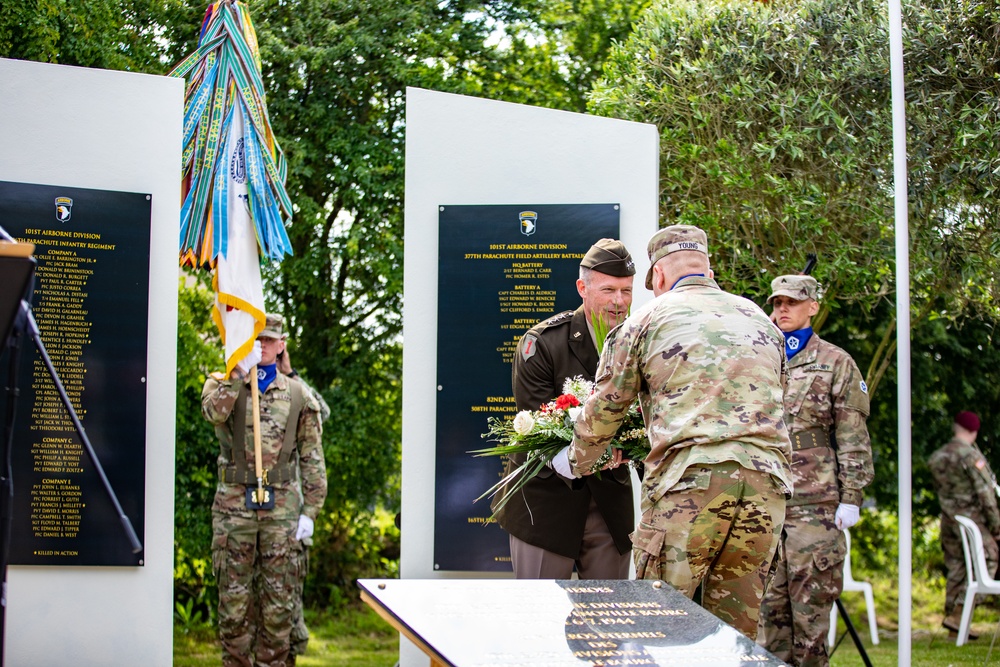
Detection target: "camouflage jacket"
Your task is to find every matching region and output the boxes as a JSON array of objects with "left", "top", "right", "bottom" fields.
[
  {"left": 569, "top": 275, "right": 792, "bottom": 510},
  {"left": 929, "top": 437, "right": 1000, "bottom": 537},
  {"left": 784, "top": 334, "right": 873, "bottom": 507},
  {"left": 202, "top": 372, "right": 327, "bottom": 521}
]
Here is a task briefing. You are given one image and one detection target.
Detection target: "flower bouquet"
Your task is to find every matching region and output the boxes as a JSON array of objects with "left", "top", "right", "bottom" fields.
[{"left": 472, "top": 375, "right": 648, "bottom": 515}]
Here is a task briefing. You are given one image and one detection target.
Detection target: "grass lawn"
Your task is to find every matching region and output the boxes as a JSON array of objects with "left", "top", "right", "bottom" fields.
[{"left": 174, "top": 604, "right": 400, "bottom": 667}]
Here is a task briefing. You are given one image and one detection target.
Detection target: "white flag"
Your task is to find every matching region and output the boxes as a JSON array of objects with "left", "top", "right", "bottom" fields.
[{"left": 213, "top": 104, "right": 265, "bottom": 376}]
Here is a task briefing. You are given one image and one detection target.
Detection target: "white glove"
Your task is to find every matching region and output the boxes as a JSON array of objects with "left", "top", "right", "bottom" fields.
[
  {"left": 549, "top": 446, "right": 578, "bottom": 479},
  {"left": 295, "top": 514, "right": 314, "bottom": 541},
  {"left": 236, "top": 340, "right": 262, "bottom": 376},
  {"left": 835, "top": 503, "right": 860, "bottom": 531}
]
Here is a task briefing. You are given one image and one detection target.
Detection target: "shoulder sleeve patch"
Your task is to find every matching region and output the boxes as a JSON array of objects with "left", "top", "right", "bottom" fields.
[{"left": 520, "top": 334, "right": 538, "bottom": 362}]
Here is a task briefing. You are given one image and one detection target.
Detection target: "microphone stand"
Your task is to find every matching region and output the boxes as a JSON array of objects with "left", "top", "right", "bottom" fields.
[{"left": 0, "top": 249, "right": 141, "bottom": 667}]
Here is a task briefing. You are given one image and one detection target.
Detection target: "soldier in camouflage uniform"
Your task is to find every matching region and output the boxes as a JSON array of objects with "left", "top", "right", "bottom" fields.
[
  {"left": 568, "top": 225, "right": 793, "bottom": 640},
  {"left": 202, "top": 314, "right": 327, "bottom": 667},
  {"left": 757, "top": 275, "right": 874, "bottom": 667},
  {"left": 928, "top": 411, "right": 1000, "bottom": 637}
]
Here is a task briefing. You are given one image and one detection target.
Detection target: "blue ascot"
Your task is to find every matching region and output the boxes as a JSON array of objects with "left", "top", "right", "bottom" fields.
[
  {"left": 784, "top": 327, "right": 813, "bottom": 360},
  {"left": 256, "top": 363, "right": 277, "bottom": 393}
]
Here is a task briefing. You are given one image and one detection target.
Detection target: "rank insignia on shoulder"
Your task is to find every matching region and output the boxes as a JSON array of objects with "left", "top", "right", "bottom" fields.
[{"left": 521, "top": 334, "right": 538, "bottom": 362}]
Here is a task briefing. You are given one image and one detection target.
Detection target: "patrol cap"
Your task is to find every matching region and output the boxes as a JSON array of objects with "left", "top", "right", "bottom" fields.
[
  {"left": 644, "top": 225, "right": 709, "bottom": 290},
  {"left": 955, "top": 411, "right": 981, "bottom": 432},
  {"left": 258, "top": 313, "right": 287, "bottom": 340},
  {"left": 580, "top": 238, "right": 636, "bottom": 277},
  {"left": 767, "top": 275, "right": 820, "bottom": 304}
]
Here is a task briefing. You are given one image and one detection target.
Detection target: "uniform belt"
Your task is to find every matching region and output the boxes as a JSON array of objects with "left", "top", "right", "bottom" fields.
[
  {"left": 219, "top": 463, "right": 294, "bottom": 485},
  {"left": 790, "top": 429, "right": 831, "bottom": 451}
]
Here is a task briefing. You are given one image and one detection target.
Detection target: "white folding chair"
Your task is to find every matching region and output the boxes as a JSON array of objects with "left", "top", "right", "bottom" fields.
[
  {"left": 828, "top": 528, "right": 879, "bottom": 646},
  {"left": 953, "top": 515, "right": 1000, "bottom": 647}
]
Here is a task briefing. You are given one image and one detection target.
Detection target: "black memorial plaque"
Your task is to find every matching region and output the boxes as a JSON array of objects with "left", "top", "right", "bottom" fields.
[
  {"left": 0, "top": 180, "right": 150, "bottom": 566},
  {"left": 359, "top": 578, "right": 787, "bottom": 666},
  {"left": 435, "top": 204, "right": 619, "bottom": 572}
]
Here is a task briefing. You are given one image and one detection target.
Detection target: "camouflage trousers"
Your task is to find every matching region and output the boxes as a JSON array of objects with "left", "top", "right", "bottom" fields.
[
  {"left": 758, "top": 503, "right": 845, "bottom": 667},
  {"left": 632, "top": 461, "right": 785, "bottom": 639},
  {"left": 289, "top": 545, "right": 310, "bottom": 658},
  {"left": 212, "top": 512, "right": 303, "bottom": 667},
  {"left": 941, "top": 514, "right": 999, "bottom": 616}
]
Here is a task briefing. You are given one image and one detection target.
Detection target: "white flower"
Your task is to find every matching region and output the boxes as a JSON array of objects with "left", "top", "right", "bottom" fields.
[
  {"left": 562, "top": 375, "right": 594, "bottom": 400},
  {"left": 512, "top": 411, "right": 535, "bottom": 435},
  {"left": 567, "top": 406, "right": 583, "bottom": 423}
]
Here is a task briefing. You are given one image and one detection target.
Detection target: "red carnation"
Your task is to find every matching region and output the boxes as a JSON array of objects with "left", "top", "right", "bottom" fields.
[{"left": 554, "top": 393, "right": 581, "bottom": 411}]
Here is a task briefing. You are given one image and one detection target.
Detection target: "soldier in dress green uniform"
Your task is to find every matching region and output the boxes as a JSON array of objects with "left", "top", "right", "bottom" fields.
[
  {"left": 202, "top": 314, "right": 327, "bottom": 667},
  {"left": 495, "top": 238, "right": 637, "bottom": 579},
  {"left": 569, "top": 225, "right": 792, "bottom": 640},
  {"left": 929, "top": 411, "right": 1000, "bottom": 638},
  {"left": 757, "top": 275, "right": 874, "bottom": 666}
]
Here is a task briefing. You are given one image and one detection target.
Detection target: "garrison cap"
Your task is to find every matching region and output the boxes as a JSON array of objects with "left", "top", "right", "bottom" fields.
[
  {"left": 644, "top": 225, "right": 709, "bottom": 289},
  {"left": 259, "top": 313, "right": 287, "bottom": 340},
  {"left": 580, "top": 238, "right": 636, "bottom": 277},
  {"left": 767, "top": 275, "right": 820, "bottom": 304}
]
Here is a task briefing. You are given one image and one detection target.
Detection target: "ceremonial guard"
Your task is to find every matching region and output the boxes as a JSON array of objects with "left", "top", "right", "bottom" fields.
[
  {"left": 203, "top": 314, "right": 327, "bottom": 667},
  {"left": 757, "top": 275, "right": 874, "bottom": 666}
]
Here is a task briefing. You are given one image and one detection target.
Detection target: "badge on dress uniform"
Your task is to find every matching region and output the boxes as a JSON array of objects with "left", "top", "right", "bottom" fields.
[{"left": 520, "top": 334, "right": 538, "bottom": 362}]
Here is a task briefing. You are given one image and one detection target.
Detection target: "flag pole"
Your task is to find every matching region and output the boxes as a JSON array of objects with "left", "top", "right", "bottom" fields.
[
  {"left": 887, "top": 0, "right": 912, "bottom": 661},
  {"left": 250, "top": 365, "right": 264, "bottom": 503}
]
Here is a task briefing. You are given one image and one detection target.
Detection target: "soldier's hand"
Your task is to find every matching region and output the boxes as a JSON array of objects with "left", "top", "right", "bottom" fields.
[
  {"left": 235, "top": 341, "right": 262, "bottom": 379},
  {"left": 549, "top": 446, "right": 579, "bottom": 479},
  {"left": 599, "top": 448, "right": 624, "bottom": 471},
  {"left": 835, "top": 503, "right": 860, "bottom": 530},
  {"left": 295, "top": 515, "right": 314, "bottom": 541},
  {"left": 277, "top": 348, "right": 293, "bottom": 375}
]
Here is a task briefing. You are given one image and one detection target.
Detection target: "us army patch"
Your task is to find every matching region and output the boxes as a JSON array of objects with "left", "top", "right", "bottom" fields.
[
  {"left": 860, "top": 380, "right": 868, "bottom": 394},
  {"left": 520, "top": 334, "right": 538, "bottom": 362}
]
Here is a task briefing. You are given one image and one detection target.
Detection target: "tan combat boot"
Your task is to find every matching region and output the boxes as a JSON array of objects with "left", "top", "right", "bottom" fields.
[{"left": 943, "top": 605, "right": 979, "bottom": 640}]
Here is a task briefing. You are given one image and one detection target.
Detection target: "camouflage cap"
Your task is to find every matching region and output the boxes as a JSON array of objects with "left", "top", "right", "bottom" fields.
[
  {"left": 767, "top": 275, "right": 820, "bottom": 304},
  {"left": 644, "top": 225, "right": 709, "bottom": 289},
  {"left": 580, "top": 238, "right": 636, "bottom": 277},
  {"left": 259, "top": 313, "right": 287, "bottom": 339}
]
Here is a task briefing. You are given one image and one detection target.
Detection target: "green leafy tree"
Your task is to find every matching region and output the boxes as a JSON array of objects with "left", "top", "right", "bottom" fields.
[
  {"left": 0, "top": 0, "right": 172, "bottom": 71},
  {"left": 590, "top": 0, "right": 1000, "bottom": 398}
]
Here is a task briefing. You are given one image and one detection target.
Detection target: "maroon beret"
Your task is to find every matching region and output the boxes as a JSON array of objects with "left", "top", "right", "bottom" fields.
[{"left": 954, "top": 411, "right": 981, "bottom": 432}]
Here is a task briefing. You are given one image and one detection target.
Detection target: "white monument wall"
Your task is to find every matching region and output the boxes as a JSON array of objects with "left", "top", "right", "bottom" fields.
[
  {"left": 0, "top": 58, "right": 181, "bottom": 666},
  {"left": 401, "top": 87, "right": 659, "bottom": 666}
]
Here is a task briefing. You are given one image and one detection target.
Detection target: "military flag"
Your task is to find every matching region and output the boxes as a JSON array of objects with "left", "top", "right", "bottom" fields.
[
  {"left": 171, "top": 0, "right": 294, "bottom": 504},
  {"left": 170, "top": 0, "right": 293, "bottom": 376}
]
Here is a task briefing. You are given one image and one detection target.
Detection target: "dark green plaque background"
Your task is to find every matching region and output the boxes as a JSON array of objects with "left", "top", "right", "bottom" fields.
[{"left": 0, "top": 180, "right": 149, "bottom": 566}]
